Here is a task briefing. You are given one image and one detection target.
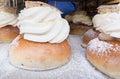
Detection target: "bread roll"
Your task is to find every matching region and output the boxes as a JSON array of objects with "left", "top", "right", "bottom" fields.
[
  {"left": 9, "top": 35, "right": 71, "bottom": 70},
  {"left": 86, "top": 38, "right": 120, "bottom": 79},
  {"left": 0, "top": 25, "right": 19, "bottom": 43}
]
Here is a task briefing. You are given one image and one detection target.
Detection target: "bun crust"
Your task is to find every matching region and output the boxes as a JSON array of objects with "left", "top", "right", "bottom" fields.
[
  {"left": 86, "top": 38, "right": 120, "bottom": 79},
  {"left": 9, "top": 35, "right": 71, "bottom": 70},
  {"left": 82, "top": 29, "right": 99, "bottom": 48},
  {"left": 0, "top": 25, "right": 19, "bottom": 43}
]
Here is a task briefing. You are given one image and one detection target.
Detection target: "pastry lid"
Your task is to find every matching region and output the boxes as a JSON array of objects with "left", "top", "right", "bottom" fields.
[{"left": 107, "top": 0, "right": 120, "bottom": 4}]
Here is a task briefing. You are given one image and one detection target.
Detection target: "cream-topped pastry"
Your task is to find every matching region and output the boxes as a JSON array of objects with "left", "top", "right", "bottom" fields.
[
  {"left": 65, "top": 11, "right": 92, "bottom": 35},
  {"left": 9, "top": 1, "right": 71, "bottom": 70},
  {"left": 82, "top": 4, "right": 120, "bottom": 47},
  {"left": 93, "top": 3, "right": 120, "bottom": 39},
  {"left": 86, "top": 3, "right": 120, "bottom": 79},
  {"left": 0, "top": 6, "right": 19, "bottom": 43},
  {"left": 18, "top": 7, "right": 69, "bottom": 43}
]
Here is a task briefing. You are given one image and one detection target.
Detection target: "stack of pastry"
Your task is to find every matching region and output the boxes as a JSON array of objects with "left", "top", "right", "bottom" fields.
[
  {"left": 65, "top": 11, "right": 92, "bottom": 35},
  {"left": 0, "top": 3, "right": 19, "bottom": 43},
  {"left": 85, "top": 3, "right": 120, "bottom": 79},
  {"left": 9, "top": 1, "right": 71, "bottom": 70}
]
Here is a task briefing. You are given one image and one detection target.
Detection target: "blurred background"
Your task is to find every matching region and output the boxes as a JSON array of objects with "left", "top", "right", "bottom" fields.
[
  {"left": 7, "top": 0, "right": 110, "bottom": 15},
  {"left": 0, "top": 0, "right": 111, "bottom": 16}
]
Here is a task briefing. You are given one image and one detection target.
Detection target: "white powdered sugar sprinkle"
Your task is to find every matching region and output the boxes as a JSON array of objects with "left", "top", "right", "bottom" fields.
[
  {"left": 10, "top": 35, "right": 20, "bottom": 47},
  {"left": 113, "top": 44, "right": 120, "bottom": 53},
  {"left": 84, "top": 29, "right": 97, "bottom": 37},
  {"left": 87, "top": 38, "right": 113, "bottom": 56}
]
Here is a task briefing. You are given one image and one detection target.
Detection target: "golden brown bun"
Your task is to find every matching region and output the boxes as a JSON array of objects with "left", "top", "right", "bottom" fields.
[
  {"left": 0, "top": 25, "right": 19, "bottom": 43},
  {"left": 70, "top": 23, "right": 92, "bottom": 35},
  {"left": 9, "top": 35, "right": 71, "bottom": 70},
  {"left": 86, "top": 38, "right": 120, "bottom": 79},
  {"left": 82, "top": 29, "right": 99, "bottom": 48}
]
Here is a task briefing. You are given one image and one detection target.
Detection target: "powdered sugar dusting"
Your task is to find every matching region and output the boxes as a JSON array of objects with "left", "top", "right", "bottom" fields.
[
  {"left": 88, "top": 38, "right": 113, "bottom": 56},
  {"left": 10, "top": 35, "right": 20, "bottom": 47},
  {"left": 84, "top": 29, "right": 98, "bottom": 38},
  {"left": 113, "top": 44, "right": 120, "bottom": 53}
]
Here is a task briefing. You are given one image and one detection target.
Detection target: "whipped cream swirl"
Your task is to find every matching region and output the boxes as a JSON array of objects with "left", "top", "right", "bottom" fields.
[
  {"left": 93, "top": 12, "right": 120, "bottom": 38},
  {"left": 0, "top": 10, "right": 17, "bottom": 27},
  {"left": 18, "top": 7, "right": 70, "bottom": 43}
]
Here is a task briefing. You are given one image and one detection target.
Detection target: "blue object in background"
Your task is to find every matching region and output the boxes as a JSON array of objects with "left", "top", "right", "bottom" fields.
[{"left": 48, "top": 1, "right": 76, "bottom": 17}]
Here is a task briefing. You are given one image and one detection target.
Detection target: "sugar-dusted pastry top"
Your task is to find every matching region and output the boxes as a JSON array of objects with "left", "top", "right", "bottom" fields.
[
  {"left": 18, "top": 6, "right": 70, "bottom": 43},
  {"left": 0, "top": 6, "right": 17, "bottom": 27},
  {"left": 97, "top": 4, "right": 120, "bottom": 14}
]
